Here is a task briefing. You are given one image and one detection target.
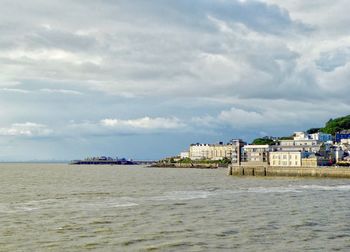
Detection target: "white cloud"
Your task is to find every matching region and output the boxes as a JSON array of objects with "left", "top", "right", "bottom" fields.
[
  {"left": 100, "top": 117, "right": 186, "bottom": 130},
  {"left": 0, "top": 88, "right": 83, "bottom": 95},
  {"left": 0, "top": 88, "right": 31, "bottom": 93},
  {"left": 2, "top": 48, "right": 102, "bottom": 65},
  {"left": 193, "top": 98, "right": 350, "bottom": 131},
  {"left": 0, "top": 122, "right": 53, "bottom": 137},
  {"left": 39, "top": 88, "right": 83, "bottom": 95}
]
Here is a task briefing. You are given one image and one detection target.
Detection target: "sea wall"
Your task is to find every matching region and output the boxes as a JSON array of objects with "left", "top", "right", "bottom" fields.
[
  {"left": 228, "top": 165, "right": 350, "bottom": 178},
  {"left": 151, "top": 163, "right": 219, "bottom": 169}
]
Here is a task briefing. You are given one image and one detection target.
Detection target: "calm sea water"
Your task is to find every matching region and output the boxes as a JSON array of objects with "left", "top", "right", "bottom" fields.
[{"left": 1, "top": 163, "right": 350, "bottom": 251}]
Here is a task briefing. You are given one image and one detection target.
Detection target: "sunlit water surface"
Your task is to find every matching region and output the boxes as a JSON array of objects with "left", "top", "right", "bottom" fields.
[{"left": 1, "top": 164, "right": 350, "bottom": 251}]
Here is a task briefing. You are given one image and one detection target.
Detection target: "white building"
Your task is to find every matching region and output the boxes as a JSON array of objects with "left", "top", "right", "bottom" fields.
[
  {"left": 340, "top": 139, "right": 350, "bottom": 145},
  {"left": 242, "top": 145, "right": 270, "bottom": 165},
  {"left": 269, "top": 151, "right": 303, "bottom": 167},
  {"left": 294, "top": 132, "right": 309, "bottom": 140},
  {"left": 189, "top": 143, "right": 233, "bottom": 160},
  {"left": 309, "top": 132, "right": 333, "bottom": 142},
  {"left": 335, "top": 147, "right": 344, "bottom": 162},
  {"left": 231, "top": 139, "right": 246, "bottom": 166},
  {"left": 180, "top": 151, "right": 189, "bottom": 159},
  {"left": 276, "top": 139, "right": 321, "bottom": 153},
  {"left": 293, "top": 131, "right": 332, "bottom": 142}
]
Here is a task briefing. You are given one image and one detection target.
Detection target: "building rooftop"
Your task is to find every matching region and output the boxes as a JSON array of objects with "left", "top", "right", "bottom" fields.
[
  {"left": 279, "top": 139, "right": 318, "bottom": 142},
  {"left": 243, "top": 145, "right": 269, "bottom": 148},
  {"left": 271, "top": 150, "right": 302, "bottom": 153},
  {"left": 337, "top": 130, "right": 350, "bottom": 134},
  {"left": 190, "top": 142, "right": 231, "bottom": 146}
]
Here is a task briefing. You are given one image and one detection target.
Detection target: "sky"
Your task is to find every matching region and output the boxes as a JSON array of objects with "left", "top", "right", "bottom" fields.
[{"left": 0, "top": 0, "right": 350, "bottom": 161}]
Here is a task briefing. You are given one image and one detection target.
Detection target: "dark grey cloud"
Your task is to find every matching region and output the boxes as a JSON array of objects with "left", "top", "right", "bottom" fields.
[
  {"left": 316, "top": 47, "right": 350, "bottom": 72},
  {"left": 0, "top": 0, "right": 349, "bottom": 160},
  {"left": 0, "top": 0, "right": 313, "bottom": 100}
]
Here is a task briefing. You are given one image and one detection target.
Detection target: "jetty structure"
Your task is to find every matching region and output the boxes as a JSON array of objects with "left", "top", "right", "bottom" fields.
[{"left": 69, "top": 156, "right": 155, "bottom": 165}]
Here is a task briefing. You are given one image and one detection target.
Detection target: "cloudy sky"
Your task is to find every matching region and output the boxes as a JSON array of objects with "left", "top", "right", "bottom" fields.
[{"left": 0, "top": 0, "right": 349, "bottom": 161}]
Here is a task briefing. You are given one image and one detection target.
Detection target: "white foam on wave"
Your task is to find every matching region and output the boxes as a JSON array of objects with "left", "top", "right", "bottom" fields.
[
  {"left": 107, "top": 202, "right": 139, "bottom": 208},
  {"left": 84, "top": 197, "right": 139, "bottom": 209},
  {"left": 247, "top": 187, "right": 301, "bottom": 194},
  {"left": 0, "top": 199, "right": 56, "bottom": 213},
  {"left": 0, "top": 204, "right": 40, "bottom": 213},
  {"left": 244, "top": 184, "right": 350, "bottom": 194},
  {"left": 16, "top": 206, "right": 40, "bottom": 211},
  {"left": 10, "top": 199, "right": 61, "bottom": 212},
  {"left": 150, "top": 190, "right": 212, "bottom": 201},
  {"left": 104, "top": 198, "right": 139, "bottom": 208},
  {"left": 297, "top": 184, "right": 350, "bottom": 191}
]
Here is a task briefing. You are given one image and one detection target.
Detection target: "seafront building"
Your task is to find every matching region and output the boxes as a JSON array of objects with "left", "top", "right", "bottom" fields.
[
  {"left": 180, "top": 151, "right": 189, "bottom": 159},
  {"left": 334, "top": 147, "right": 344, "bottom": 163},
  {"left": 241, "top": 145, "right": 270, "bottom": 166},
  {"left": 309, "top": 132, "right": 333, "bottom": 142},
  {"left": 341, "top": 139, "right": 350, "bottom": 144},
  {"left": 293, "top": 131, "right": 332, "bottom": 142},
  {"left": 178, "top": 130, "right": 350, "bottom": 167},
  {"left": 231, "top": 139, "right": 246, "bottom": 166},
  {"left": 269, "top": 151, "right": 303, "bottom": 167},
  {"left": 188, "top": 142, "right": 233, "bottom": 160},
  {"left": 335, "top": 130, "right": 350, "bottom": 143},
  {"left": 301, "top": 154, "right": 332, "bottom": 167},
  {"left": 269, "top": 151, "right": 332, "bottom": 167},
  {"left": 293, "top": 132, "right": 309, "bottom": 140},
  {"left": 275, "top": 139, "right": 321, "bottom": 153}
]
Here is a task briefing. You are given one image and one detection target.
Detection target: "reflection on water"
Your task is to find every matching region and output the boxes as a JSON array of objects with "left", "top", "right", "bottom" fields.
[{"left": 1, "top": 163, "right": 350, "bottom": 251}]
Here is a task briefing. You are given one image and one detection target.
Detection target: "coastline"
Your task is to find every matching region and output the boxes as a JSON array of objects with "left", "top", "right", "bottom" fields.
[
  {"left": 228, "top": 165, "right": 350, "bottom": 179},
  {"left": 150, "top": 162, "right": 220, "bottom": 169}
]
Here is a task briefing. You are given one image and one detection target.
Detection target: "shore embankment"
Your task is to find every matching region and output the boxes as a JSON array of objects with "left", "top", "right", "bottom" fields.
[
  {"left": 228, "top": 165, "right": 350, "bottom": 178},
  {"left": 150, "top": 162, "right": 220, "bottom": 169}
]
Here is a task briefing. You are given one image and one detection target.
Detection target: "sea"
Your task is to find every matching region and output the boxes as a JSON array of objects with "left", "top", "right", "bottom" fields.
[{"left": 1, "top": 163, "right": 350, "bottom": 251}]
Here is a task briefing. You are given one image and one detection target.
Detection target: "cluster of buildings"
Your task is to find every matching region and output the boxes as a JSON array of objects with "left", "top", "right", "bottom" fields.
[{"left": 179, "top": 130, "right": 350, "bottom": 167}]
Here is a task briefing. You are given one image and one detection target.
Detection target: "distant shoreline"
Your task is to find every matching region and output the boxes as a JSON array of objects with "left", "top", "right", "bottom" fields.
[
  {"left": 0, "top": 161, "right": 69, "bottom": 164},
  {"left": 150, "top": 162, "right": 224, "bottom": 169}
]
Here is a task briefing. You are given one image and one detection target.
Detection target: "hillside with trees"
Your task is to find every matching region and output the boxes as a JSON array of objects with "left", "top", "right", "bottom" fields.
[
  {"left": 320, "top": 115, "right": 350, "bottom": 135},
  {"left": 252, "top": 115, "right": 350, "bottom": 145},
  {"left": 251, "top": 138, "right": 275, "bottom": 145}
]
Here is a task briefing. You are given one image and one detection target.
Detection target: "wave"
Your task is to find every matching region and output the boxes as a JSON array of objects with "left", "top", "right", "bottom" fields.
[
  {"left": 16, "top": 206, "right": 40, "bottom": 211},
  {"left": 245, "top": 184, "right": 350, "bottom": 193},
  {"left": 106, "top": 202, "right": 139, "bottom": 208},
  {"left": 296, "top": 184, "right": 350, "bottom": 191},
  {"left": 2, "top": 184, "right": 349, "bottom": 214},
  {"left": 103, "top": 198, "right": 139, "bottom": 208},
  {"left": 247, "top": 187, "right": 300, "bottom": 193},
  {"left": 149, "top": 191, "right": 212, "bottom": 201},
  {"left": 84, "top": 198, "right": 139, "bottom": 209}
]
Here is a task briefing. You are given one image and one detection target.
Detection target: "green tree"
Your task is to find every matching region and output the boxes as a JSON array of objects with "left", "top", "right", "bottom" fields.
[
  {"left": 278, "top": 136, "right": 293, "bottom": 140},
  {"left": 321, "top": 115, "right": 350, "bottom": 135},
  {"left": 251, "top": 138, "right": 275, "bottom": 145},
  {"left": 306, "top": 128, "right": 321, "bottom": 134}
]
